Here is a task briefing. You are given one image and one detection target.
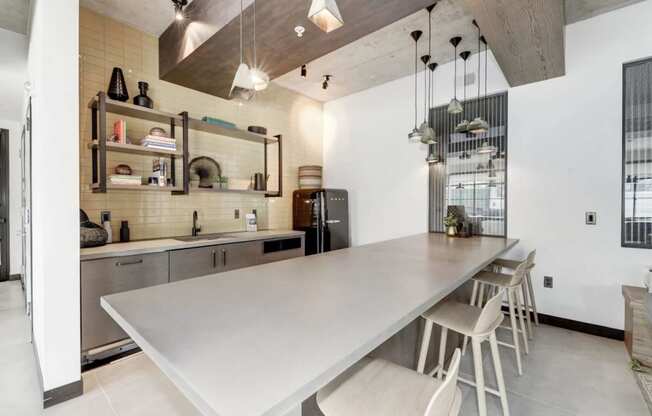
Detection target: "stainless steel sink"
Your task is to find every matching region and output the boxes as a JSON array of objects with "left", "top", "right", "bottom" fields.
[{"left": 174, "top": 233, "right": 236, "bottom": 242}]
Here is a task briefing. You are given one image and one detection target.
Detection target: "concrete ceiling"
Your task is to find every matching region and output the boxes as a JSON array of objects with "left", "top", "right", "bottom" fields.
[
  {"left": 0, "top": 0, "right": 29, "bottom": 35},
  {"left": 564, "top": 0, "right": 644, "bottom": 24},
  {"left": 80, "top": 0, "right": 194, "bottom": 36},
  {"left": 274, "top": 0, "right": 476, "bottom": 102}
]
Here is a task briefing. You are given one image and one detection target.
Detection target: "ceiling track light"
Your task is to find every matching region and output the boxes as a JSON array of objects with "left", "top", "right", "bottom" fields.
[
  {"left": 172, "top": 0, "right": 188, "bottom": 21},
  {"left": 447, "top": 36, "right": 463, "bottom": 115},
  {"left": 308, "top": 0, "right": 344, "bottom": 33},
  {"left": 455, "top": 50, "right": 471, "bottom": 133},
  {"left": 301, "top": 64, "right": 307, "bottom": 78},
  {"left": 322, "top": 75, "right": 332, "bottom": 90},
  {"left": 468, "top": 20, "right": 490, "bottom": 135},
  {"left": 408, "top": 30, "right": 423, "bottom": 143}
]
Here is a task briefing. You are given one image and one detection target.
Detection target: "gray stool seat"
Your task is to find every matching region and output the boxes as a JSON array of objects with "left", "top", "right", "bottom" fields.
[
  {"left": 317, "top": 355, "right": 462, "bottom": 416},
  {"left": 473, "top": 270, "right": 517, "bottom": 288},
  {"left": 423, "top": 301, "right": 502, "bottom": 337}
]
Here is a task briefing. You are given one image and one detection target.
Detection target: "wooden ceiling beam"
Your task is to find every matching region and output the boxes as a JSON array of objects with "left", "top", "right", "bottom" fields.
[
  {"left": 159, "top": 0, "right": 434, "bottom": 99},
  {"left": 462, "top": 0, "right": 565, "bottom": 87}
]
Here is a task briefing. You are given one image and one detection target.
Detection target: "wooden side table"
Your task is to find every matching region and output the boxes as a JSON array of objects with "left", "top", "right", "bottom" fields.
[{"left": 623, "top": 285, "right": 652, "bottom": 367}]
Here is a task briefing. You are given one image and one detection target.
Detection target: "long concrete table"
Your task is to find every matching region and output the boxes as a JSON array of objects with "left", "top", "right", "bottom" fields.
[{"left": 101, "top": 233, "right": 518, "bottom": 416}]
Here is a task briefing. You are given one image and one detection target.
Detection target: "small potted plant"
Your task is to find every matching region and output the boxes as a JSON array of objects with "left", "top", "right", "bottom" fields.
[
  {"left": 217, "top": 176, "right": 229, "bottom": 190},
  {"left": 444, "top": 214, "right": 458, "bottom": 237}
]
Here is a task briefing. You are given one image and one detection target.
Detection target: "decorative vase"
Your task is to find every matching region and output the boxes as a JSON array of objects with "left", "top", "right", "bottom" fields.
[
  {"left": 107, "top": 67, "right": 129, "bottom": 102},
  {"left": 133, "top": 81, "right": 153, "bottom": 109},
  {"left": 447, "top": 226, "right": 457, "bottom": 236}
]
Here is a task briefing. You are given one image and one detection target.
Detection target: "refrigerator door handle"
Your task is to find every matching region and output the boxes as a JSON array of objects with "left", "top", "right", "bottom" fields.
[{"left": 325, "top": 219, "right": 341, "bottom": 224}]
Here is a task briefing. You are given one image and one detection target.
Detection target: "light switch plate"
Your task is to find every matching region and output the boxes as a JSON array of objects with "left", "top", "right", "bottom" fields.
[{"left": 585, "top": 211, "right": 597, "bottom": 225}]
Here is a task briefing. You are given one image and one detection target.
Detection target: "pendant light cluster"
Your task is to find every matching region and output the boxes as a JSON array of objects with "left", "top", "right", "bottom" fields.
[
  {"left": 230, "top": 0, "right": 269, "bottom": 101},
  {"left": 468, "top": 21, "right": 490, "bottom": 136},
  {"left": 454, "top": 50, "right": 471, "bottom": 133},
  {"left": 408, "top": 30, "right": 423, "bottom": 143},
  {"left": 447, "top": 37, "right": 463, "bottom": 115}
]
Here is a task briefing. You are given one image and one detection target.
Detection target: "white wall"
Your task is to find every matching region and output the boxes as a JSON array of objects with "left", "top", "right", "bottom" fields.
[
  {"left": 507, "top": 0, "right": 652, "bottom": 330},
  {"left": 324, "top": 1, "right": 652, "bottom": 329},
  {"left": 323, "top": 51, "right": 507, "bottom": 246},
  {"left": 27, "top": 0, "right": 80, "bottom": 391}
]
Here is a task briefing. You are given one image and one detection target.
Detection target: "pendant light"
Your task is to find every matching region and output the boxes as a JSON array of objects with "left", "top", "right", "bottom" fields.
[
  {"left": 454, "top": 50, "right": 471, "bottom": 133},
  {"left": 427, "top": 61, "right": 441, "bottom": 160},
  {"left": 419, "top": 54, "right": 435, "bottom": 144},
  {"left": 447, "top": 36, "right": 463, "bottom": 114},
  {"left": 250, "top": 0, "right": 269, "bottom": 91},
  {"left": 419, "top": 4, "right": 437, "bottom": 145},
  {"left": 473, "top": 36, "right": 494, "bottom": 154},
  {"left": 172, "top": 0, "right": 188, "bottom": 20},
  {"left": 230, "top": 0, "right": 254, "bottom": 101},
  {"left": 408, "top": 30, "right": 423, "bottom": 143},
  {"left": 426, "top": 152, "right": 439, "bottom": 164},
  {"left": 308, "top": 0, "right": 344, "bottom": 33},
  {"left": 476, "top": 140, "right": 497, "bottom": 155},
  {"left": 468, "top": 21, "right": 490, "bottom": 135}
]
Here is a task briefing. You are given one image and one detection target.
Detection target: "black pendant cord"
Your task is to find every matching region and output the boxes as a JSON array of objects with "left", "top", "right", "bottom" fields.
[
  {"left": 239, "top": 0, "right": 244, "bottom": 64},
  {"left": 428, "top": 8, "right": 432, "bottom": 117},
  {"left": 484, "top": 38, "right": 489, "bottom": 122},
  {"left": 414, "top": 40, "right": 418, "bottom": 129},
  {"left": 462, "top": 55, "right": 467, "bottom": 118},
  {"left": 477, "top": 27, "right": 482, "bottom": 119},
  {"left": 453, "top": 45, "right": 457, "bottom": 100},
  {"left": 253, "top": 0, "right": 257, "bottom": 69}
]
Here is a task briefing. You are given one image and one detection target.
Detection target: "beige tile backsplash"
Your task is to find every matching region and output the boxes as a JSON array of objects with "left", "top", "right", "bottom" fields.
[{"left": 79, "top": 8, "right": 323, "bottom": 240}]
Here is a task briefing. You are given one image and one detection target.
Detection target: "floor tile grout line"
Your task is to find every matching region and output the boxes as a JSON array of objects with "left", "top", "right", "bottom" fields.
[{"left": 96, "top": 375, "right": 121, "bottom": 416}]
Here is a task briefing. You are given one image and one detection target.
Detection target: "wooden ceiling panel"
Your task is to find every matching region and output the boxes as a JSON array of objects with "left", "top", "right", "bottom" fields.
[
  {"left": 462, "top": 0, "right": 565, "bottom": 87},
  {"left": 159, "top": 0, "right": 434, "bottom": 99}
]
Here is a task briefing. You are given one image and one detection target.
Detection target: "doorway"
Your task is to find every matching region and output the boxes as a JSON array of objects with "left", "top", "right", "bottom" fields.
[
  {"left": 0, "top": 129, "right": 9, "bottom": 282},
  {"left": 21, "top": 100, "right": 33, "bottom": 316}
]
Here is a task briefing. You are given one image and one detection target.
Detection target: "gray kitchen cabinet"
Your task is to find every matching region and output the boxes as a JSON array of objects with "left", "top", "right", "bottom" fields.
[
  {"left": 81, "top": 252, "right": 169, "bottom": 353},
  {"left": 169, "top": 245, "right": 222, "bottom": 282},
  {"left": 220, "top": 241, "right": 263, "bottom": 272}
]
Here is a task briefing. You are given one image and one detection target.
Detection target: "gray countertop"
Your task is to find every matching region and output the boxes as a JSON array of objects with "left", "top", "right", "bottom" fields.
[
  {"left": 80, "top": 230, "right": 305, "bottom": 261},
  {"left": 101, "top": 233, "right": 518, "bottom": 416}
]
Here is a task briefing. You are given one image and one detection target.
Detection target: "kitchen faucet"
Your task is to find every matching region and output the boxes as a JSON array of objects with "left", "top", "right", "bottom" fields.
[{"left": 192, "top": 210, "right": 201, "bottom": 236}]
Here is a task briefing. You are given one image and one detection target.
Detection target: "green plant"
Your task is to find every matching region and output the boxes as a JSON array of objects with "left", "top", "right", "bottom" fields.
[
  {"left": 218, "top": 176, "right": 229, "bottom": 183},
  {"left": 443, "top": 214, "right": 458, "bottom": 228},
  {"left": 631, "top": 359, "right": 650, "bottom": 373}
]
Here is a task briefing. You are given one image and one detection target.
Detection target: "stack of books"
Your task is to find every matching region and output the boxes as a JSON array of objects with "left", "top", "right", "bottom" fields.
[
  {"left": 141, "top": 135, "right": 177, "bottom": 151},
  {"left": 109, "top": 175, "right": 142, "bottom": 186}
]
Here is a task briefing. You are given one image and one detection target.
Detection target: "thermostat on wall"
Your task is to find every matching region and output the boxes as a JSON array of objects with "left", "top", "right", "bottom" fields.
[{"left": 585, "top": 212, "right": 597, "bottom": 225}]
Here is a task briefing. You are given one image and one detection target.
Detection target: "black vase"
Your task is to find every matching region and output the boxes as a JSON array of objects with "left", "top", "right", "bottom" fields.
[
  {"left": 107, "top": 67, "right": 129, "bottom": 102},
  {"left": 133, "top": 81, "right": 153, "bottom": 109}
]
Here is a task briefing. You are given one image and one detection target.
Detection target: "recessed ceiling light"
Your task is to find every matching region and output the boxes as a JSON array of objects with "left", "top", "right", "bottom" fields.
[{"left": 295, "top": 26, "right": 305, "bottom": 38}]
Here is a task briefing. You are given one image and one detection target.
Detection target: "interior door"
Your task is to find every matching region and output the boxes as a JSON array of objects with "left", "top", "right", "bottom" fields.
[
  {"left": 21, "top": 100, "right": 33, "bottom": 316},
  {"left": 0, "top": 129, "right": 9, "bottom": 281}
]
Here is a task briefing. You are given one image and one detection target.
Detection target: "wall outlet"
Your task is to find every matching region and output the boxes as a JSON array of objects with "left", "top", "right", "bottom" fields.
[
  {"left": 543, "top": 276, "right": 553, "bottom": 288},
  {"left": 234, "top": 209, "right": 240, "bottom": 219}
]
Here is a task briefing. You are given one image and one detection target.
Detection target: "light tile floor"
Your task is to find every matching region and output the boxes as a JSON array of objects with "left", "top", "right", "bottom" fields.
[{"left": 0, "top": 280, "right": 648, "bottom": 415}]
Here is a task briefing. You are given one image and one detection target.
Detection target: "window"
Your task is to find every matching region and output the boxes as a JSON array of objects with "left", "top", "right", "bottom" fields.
[
  {"left": 623, "top": 59, "right": 652, "bottom": 248},
  {"left": 429, "top": 92, "right": 508, "bottom": 237}
]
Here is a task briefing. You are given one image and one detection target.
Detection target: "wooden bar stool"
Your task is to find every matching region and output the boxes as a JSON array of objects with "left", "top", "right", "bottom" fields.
[
  {"left": 464, "top": 261, "right": 530, "bottom": 376},
  {"left": 417, "top": 291, "right": 510, "bottom": 416},
  {"left": 492, "top": 249, "right": 538, "bottom": 335},
  {"left": 316, "top": 349, "right": 463, "bottom": 416}
]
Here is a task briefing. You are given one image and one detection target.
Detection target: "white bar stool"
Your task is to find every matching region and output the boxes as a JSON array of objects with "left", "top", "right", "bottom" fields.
[
  {"left": 492, "top": 249, "right": 538, "bottom": 335},
  {"left": 417, "top": 291, "right": 510, "bottom": 416},
  {"left": 464, "top": 261, "right": 530, "bottom": 376},
  {"left": 316, "top": 349, "right": 463, "bottom": 416}
]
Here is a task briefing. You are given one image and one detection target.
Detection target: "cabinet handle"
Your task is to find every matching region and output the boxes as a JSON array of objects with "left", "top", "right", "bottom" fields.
[
  {"left": 212, "top": 250, "right": 217, "bottom": 268},
  {"left": 221, "top": 249, "right": 227, "bottom": 267},
  {"left": 115, "top": 259, "right": 143, "bottom": 267}
]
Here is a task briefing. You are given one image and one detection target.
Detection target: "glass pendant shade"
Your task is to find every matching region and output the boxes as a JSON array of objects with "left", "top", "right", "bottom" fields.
[
  {"left": 250, "top": 68, "right": 269, "bottom": 91},
  {"left": 476, "top": 140, "right": 497, "bottom": 155},
  {"left": 426, "top": 152, "right": 439, "bottom": 164},
  {"left": 448, "top": 98, "right": 463, "bottom": 114},
  {"left": 455, "top": 119, "right": 469, "bottom": 133},
  {"left": 468, "top": 117, "right": 489, "bottom": 134},
  {"left": 419, "top": 122, "right": 436, "bottom": 144},
  {"left": 230, "top": 63, "right": 255, "bottom": 101},
  {"left": 408, "top": 128, "right": 423, "bottom": 142},
  {"left": 308, "top": 0, "right": 344, "bottom": 33}
]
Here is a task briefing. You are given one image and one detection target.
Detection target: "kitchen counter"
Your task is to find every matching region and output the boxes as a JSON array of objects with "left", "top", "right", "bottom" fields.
[
  {"left": 80, "top": 230, "right": 305, "bottom": 261},
  {"left": 101, "top": 233, "right": 517, "bottom": 416}
]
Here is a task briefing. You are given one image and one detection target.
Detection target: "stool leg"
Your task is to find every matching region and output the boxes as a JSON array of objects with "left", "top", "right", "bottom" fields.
[
  {"left": 472, "top": 337, "right": 487, "bottom": 416},
  {"left": 521, "top": 280, "right": 534, "bottom": 339},
  {"left": 463, "top": 281, "right": 480, "bottom": 356},
  {"left": 507, "top": 288, "right": 523, "bottom": 376},
  {"left": 437, "top": 327, "right": 448, "bottom": 380},
  {"left": 417, "top": 319, "right": 433, "bottom": 374},
  {"left": 526, "top": 270, "right": 539, "bottom": 326},
  {"left": 490, "top": 331, "right": 510, "bottom": 416},
  {"left": 478, "top": 282, "right": 486, "bottom": 307},
  {"left": 515, "top": 287, "right": 529, "bottom": 355}
]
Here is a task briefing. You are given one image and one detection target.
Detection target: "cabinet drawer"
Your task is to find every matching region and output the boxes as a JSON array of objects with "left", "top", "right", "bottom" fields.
[
  {"left": 170, "top": 245, "right": 221, "bottom": 282},
  {"left": 81, "top": 252, "right": 169, "bottom": 352},
  {"left": 260, "top": 237, "right": 305, "bottom": 264}
]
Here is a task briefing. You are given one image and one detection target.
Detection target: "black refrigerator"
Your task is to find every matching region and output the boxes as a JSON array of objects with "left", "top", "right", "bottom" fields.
[{"left": 293, "top": 189, "right": 349, "bottom": 255}]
